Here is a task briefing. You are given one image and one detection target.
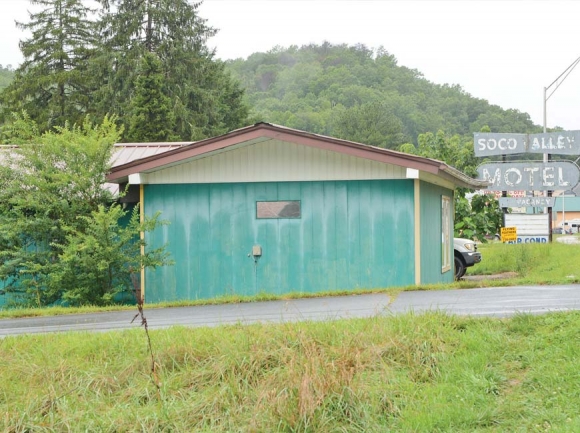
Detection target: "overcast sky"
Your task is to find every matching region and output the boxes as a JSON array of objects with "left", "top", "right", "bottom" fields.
[{"left": 2, "top": 0, "right": 580, "bottom": 131}]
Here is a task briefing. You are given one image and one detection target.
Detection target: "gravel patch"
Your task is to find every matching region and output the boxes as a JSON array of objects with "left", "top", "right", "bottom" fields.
[
  {"left": 556, "top": 235, "right": 580, "bottom": 244},
  {"left": 463, "top": 272, "right": 519, "bottom": 281}
]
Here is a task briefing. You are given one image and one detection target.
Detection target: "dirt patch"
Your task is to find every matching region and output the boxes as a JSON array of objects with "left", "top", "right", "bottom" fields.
[{"left": 462, "top": 272, "right": 518, "bottom": 281}]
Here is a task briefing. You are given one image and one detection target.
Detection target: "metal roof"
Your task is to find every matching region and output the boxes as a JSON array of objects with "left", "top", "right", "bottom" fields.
[
  {"left": 0, "top": 142, "right": 188, "bottom": 168},
  {"left": 1, "top": 142, "right": 186, "bottom": 195},
  {"left": 108, "top": 143, "right": 189, "bottom": 194},
  {"left": 107, "top": 122, "right": 488, "bottom": 190},
  {"left": 111, "top": 142, "right": 190, "bottom": 167}
]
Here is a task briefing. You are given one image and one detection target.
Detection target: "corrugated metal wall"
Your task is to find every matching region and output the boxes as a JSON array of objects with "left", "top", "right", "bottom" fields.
[
  {"left": 0, "top": 280, "right": 7, "bottom": 308},
  {"left": 419, "top": 181, "right": 455, "bottom": 284},
  {"left": 144, "top": 179, "right": 415, "bottom": 302}
]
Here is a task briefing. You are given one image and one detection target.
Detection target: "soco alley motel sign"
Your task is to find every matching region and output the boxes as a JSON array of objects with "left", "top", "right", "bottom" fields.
[
  {"left": 474, "top": 131, "right": 580, "bottom": 191},
  {"left": 474, "top": 131, "right": 580, "bottom": 156}
]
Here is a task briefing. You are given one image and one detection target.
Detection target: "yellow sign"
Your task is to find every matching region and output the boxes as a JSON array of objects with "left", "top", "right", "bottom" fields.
[{"left": 501, "top": 227, "right": 517, "bottom": 242}]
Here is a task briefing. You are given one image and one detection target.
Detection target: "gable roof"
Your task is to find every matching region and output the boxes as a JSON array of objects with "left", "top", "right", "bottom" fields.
[{"left": 106, "top": 122, "right": 485, "bottom": 189}]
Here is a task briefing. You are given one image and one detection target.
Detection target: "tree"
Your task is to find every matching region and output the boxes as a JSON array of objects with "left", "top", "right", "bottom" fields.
[
  {"left": 0, "top": 115, "right": 170, "bottom": 307},
  {"left": 125, "top": 52, "right": 176, "bottom": 142},
  {"left": 0, "top": 0, "right": 97, "bottom": 130},
  {"left": 94, "top": 0, "right": 249, "bottom": 140},
  {"left": 455, "top": 193, "right": 503, "bottom": 241},
  {"left": 333, "top": 102, "right": 409, "bottom": 149},
  {"left": 413, "top": 130, "right": 480, "bottom": 178},
  {"left": 52, "top": 204, "right": 170, "bottom": 306},
  {"left": 400, "top": 130, "right": 503, "bottom": 240},
  {"left": 1, "top": 0, "right": 248, "bottom": 140}
]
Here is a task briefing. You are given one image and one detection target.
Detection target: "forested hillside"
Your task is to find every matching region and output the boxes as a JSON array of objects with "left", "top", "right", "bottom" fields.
[
  {"left": 227, "top": 43, "right": 541, "bottom": 148},
  {"left": 2, "top": 38, "right": 543, "bottom": 151}
]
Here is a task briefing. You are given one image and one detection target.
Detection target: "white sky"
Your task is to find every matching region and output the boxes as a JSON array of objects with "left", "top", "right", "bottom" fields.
[{"left": 2, "top": 0, "right": 580, "bottom": 131}]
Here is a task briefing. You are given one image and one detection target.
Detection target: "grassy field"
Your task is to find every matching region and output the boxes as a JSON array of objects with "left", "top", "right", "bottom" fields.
[
  {"left": 1, "top": 240, "right": 580, "bottom": 431},
  {"left": 468, "top": 238, "right": 580, "bottom": 284},
  {"left": 2, "top": 311, "right": 579, "bottom": 431}
]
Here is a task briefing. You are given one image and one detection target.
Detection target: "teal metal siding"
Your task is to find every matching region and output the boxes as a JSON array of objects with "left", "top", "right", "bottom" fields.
[
  {"left": 144, "top": 180, "right": 415, "bottom": 302},
  {"left": 419, "top": 181, "right": 455, "bottom": 284},
  {"left": 0, "top": 279, "right": 9, "bottom": 308}
]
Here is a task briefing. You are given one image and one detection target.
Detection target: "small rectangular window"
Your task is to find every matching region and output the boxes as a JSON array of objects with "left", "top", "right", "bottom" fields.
[{"left": 257, "top": 201, "right": 301, "bottom": 219}]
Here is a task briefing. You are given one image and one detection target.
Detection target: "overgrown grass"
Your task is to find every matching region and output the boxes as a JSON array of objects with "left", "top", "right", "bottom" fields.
[
  {"left": 2, "top": 241, "right": 579, "bottom": 430},
  {"left": 469, "top": 238, "right": 580, "bottom": 284},
  {"left": 2, "top": 238, "right": 579, "bottom": 318},
  {"left": 1, "top": 311, "right": 579, "bottom": 431}
]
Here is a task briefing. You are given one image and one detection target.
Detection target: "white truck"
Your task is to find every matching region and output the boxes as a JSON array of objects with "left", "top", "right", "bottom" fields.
[{"left": 454, "top": 238, "right": 482, "bottom": 280}]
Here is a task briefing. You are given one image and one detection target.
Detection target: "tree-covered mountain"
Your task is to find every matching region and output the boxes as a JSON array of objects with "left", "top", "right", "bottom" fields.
[
  {"left": 2, "top": 36, "right": 543, "bottom": 149},
  {"left": 226, "top": 43, "right": 542, "bottom": 149}
]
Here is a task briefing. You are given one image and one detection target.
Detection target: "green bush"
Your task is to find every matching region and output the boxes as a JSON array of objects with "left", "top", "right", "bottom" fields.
[{"left": 0, "top": 115, "right": 171, "bottom": 307}]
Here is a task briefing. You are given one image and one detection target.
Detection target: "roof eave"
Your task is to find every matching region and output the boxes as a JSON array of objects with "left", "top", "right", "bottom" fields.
[
  {"left": 106, "top": 123, "right": 485, "bottom": 189},
  {"left": 440, "top": 165, "right": 489, "bottom": 189}
]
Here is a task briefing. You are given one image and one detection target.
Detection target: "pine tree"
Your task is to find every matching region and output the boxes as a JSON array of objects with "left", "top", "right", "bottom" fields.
[
  {"left": 125, "top": 52, "right": 176, "bottom": 142},
  {"left": 95, "top": 0, "right": 248, "bottom": 140},
  {"left": 0, "top": 0, "right": 98, "bottom": 130}
]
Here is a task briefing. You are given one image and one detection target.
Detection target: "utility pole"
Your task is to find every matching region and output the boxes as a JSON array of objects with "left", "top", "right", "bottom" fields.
[{"left": 543, "top": 56, "right": 580, "bottom": 241}]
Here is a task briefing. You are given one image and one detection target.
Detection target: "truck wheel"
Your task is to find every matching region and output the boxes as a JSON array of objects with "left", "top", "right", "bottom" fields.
[{"left": 454, "top": 256, "right": 466, "bottom": 280}]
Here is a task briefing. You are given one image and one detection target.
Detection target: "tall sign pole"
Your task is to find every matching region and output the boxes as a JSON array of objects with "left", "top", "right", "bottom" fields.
[
  {"left": 543, "top": 86, "right": 548, "bottom": 135},
  {"left": 544, "top": 85, "right": 552, "bottom": 241},
  {"left": 543, "top": 56, "right": 580, "bottom": 241}
]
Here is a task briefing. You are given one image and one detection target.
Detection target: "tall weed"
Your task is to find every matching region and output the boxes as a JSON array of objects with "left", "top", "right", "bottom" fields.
[{"left": 2, "top": 312, "right": 580, "bottom": 431}]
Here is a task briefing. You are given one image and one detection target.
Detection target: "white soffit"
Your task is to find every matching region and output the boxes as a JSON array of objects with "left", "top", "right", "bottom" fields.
[{"left": 418, "top": 171, "right": 456, "bottom": 191}]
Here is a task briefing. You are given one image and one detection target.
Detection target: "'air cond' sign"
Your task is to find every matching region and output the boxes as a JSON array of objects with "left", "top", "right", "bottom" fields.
[{"left": 477, "top": 161, "right": 580, "bottom": 191}]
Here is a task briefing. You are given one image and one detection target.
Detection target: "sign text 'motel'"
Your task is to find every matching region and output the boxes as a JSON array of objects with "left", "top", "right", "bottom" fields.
[
  {"left": 477, "top": 161, "right": 580, "bottom": 191},
  {"left": 474, "top": 131, "right": 580, "bottom": 157}
]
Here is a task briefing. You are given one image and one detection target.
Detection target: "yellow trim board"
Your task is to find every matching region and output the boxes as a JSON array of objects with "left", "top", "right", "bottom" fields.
[
  {"left": 414, "top": 179, "right": 421, "bottom": 285},
  {"left": 140, "top": 184, "right": 145, "bottom": 302}
]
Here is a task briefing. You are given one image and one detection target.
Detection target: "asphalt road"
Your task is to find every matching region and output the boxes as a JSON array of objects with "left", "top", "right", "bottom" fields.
[{"left": 1, "top": 285, "right": 579, "bottom": 337}]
